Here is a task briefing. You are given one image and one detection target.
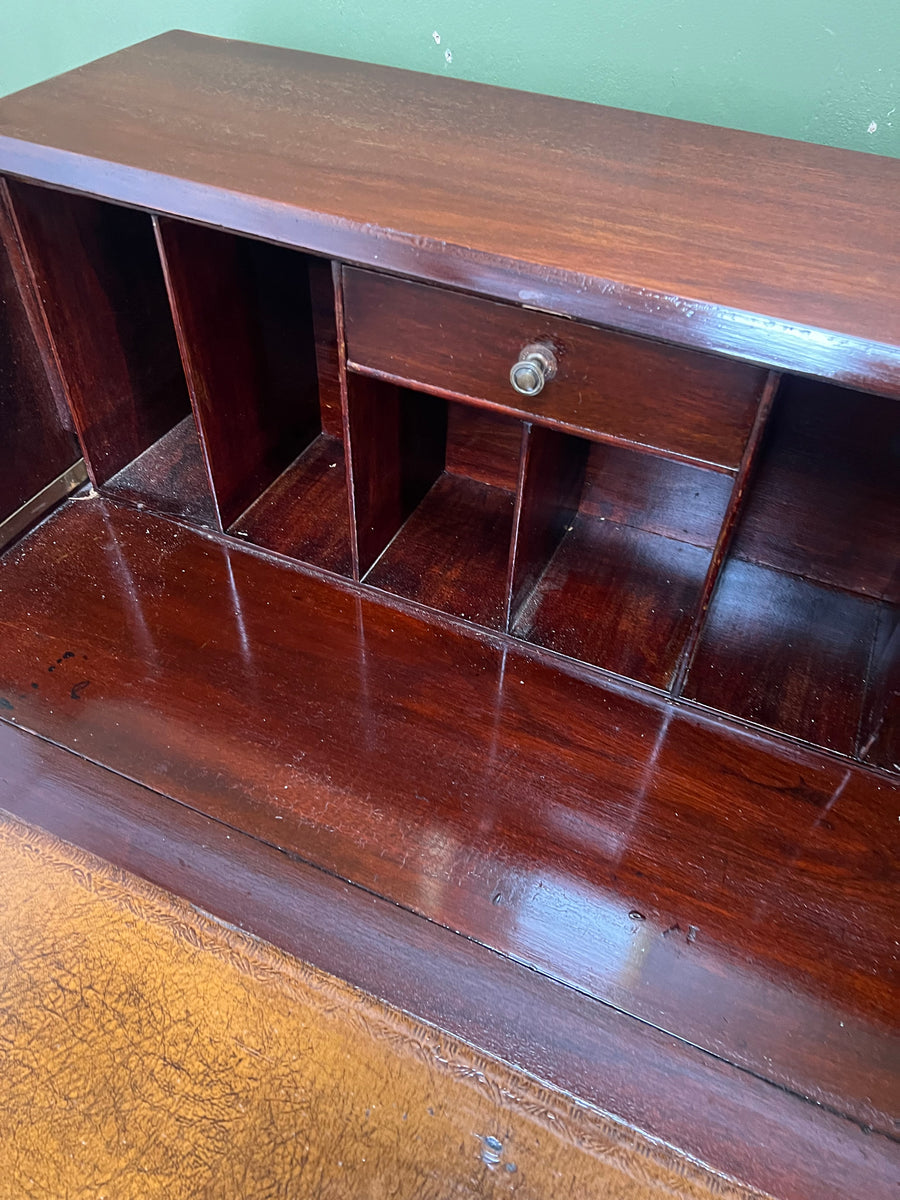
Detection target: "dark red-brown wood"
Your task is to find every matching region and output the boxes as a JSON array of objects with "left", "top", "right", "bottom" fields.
[
  {"left": 344, "top": 268, "right": 767, "bottom": 469},
  {"left": 861, "top": 605, "right": 899, "bottom": 772},
  {"left": 102, "top": 414, "right": 217, "bottom": 527},
  {"left": 514, "top": 517, "right": 713, "bottom": 687},
  {"left": 1, "top": 722, "right": 895, "bottom": 1200},
  {"left": 685, "top": 561, "right": 881, "bottom": 753},
  {"left": 732, "top": 378, "right": 900, "bottom": 602},
  {"left": 4, "top": 178, "right": 191, "bottom": 486},
  {"left": 366, "top": 472, "right": 516, "bottom": 629},
  {"left": 365, "top": 403, "right": 522, "bottom": 627},
  {"left": 508, "top": 425, "right": 588, "bottom": 626},
  {"left": 0, "top": 185, "right": 77, "bottom": 523},
  {"left": 1, "top": 33, "right": 898, "bottom": 395},
  {"left": 0, "top": 497, "right": 896, "bottom": 1138},
  {"left": 575, "top": 442, "right": 732, "bottom": 550},
  {"left": 155, "top": 217, "right": 324, "bottom": 529},
  {"left": 345, "top": 377, "right": 447, "bottom": 576},
  {"left": 229, "top": 433, "right": 352, "bottom": 575},
  {"left": 308, "top": 255, "right": 344, "bottom": 440}
]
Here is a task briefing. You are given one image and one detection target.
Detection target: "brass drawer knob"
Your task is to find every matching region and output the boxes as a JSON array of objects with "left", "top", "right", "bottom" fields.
[{"left": 509, "top": 342, "right": 558, "bottom": 396}]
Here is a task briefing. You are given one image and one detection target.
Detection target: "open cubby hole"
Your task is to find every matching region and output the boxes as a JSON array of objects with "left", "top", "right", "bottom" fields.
[
  {"left": 509, "top": 432, "right": 733, "bottom": 688},
  {"left": 346, "top": 377, "right": 522, "bottom": 627},
  {"left": 685, "top": 377, "right": 899, "bottom": 762},
  {"left": 154, "top": 220, "right": 351, "bottom": 575},
  {"left": 4, "top": 179, "right": 216, "bottom": 525}
]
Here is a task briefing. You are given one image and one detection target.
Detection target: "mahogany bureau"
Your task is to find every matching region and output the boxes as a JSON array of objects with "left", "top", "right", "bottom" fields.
[{"left": 0, "top": 31, "right": 897, "bottom": 1198}]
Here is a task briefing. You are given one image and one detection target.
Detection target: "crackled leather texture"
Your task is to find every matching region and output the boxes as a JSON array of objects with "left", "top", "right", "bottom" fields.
[{"left": 0, "top": 810, "right": 764, "bottom": 1199}]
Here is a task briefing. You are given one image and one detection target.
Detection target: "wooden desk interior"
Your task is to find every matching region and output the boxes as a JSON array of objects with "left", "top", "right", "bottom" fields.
[{"left": 0, "top": 31, "right": 897, "bottom": 1199}]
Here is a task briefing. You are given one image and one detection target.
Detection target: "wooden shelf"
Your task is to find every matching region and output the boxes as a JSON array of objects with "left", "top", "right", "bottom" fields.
[
  {"left": 514, "top": 515, "right": 712, "bottom": 688},
  {"left": 103, "top": 414, "right": 216, "bottom": 526},
  {"left": 685, "top": 560, "right": 880, "bottom": 753},
  {"left": 366, "top": 471, "right": 515, "bottom": 628},
  {"left": 230, "top": 433, "right": 351, "bottom": 575}
]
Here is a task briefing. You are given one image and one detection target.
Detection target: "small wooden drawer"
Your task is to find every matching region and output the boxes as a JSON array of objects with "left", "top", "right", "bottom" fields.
[{"left": 343, "top": 267, "right": 768, "bottom": 469}]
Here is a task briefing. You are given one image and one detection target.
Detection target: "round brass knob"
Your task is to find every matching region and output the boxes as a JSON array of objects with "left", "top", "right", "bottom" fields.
[{"left": 509, "top": 342, "right": 558, "bottom": 397}]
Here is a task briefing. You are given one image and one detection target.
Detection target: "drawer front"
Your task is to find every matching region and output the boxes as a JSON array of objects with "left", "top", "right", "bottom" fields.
[{"left": 343, "top": 268, "right": 767, "bottom": 469}]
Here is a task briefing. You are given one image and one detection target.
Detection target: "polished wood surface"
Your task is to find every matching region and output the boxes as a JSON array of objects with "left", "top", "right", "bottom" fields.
[
  {"left": 514, "top": 516, "right": 712, "bottom": 687},
  {"left": 686, "top": 561, "right": 881, "bottom": 752},
  {"left": 0, "top": 34, "right": 897, "bottom": 1197},
  {"left": 344, "top": 267, "right": 767, "bottom": 470},
  {"left": 230, "top": 432, "right": 352, "bottom": 574},
  {"left": 102, "top": 414, "right": 217, "bottom": 526},
  {"left": 732, "top": 377, "right": 900, "bottom": 602},
  {"left": 1, "top": 810, "right": 768, "bottom": 1200},
  {"left": 0, "top": 497, "right": 896, "bottom": 1139},
  {"left": 1, "top": 32, "right": 898, "bottom": 395},
  {"left": 4, "top": 178, "right": 190, "bottom": 486},
  {"left": 2, "top": 722, "right": 894, "bottom": 1200},
  {"left": 155, "top": 218, "right": 324, "bottom": 529},
  {"left": 0, "top": 186, "right": 77, "bottom": 523},
  {"left": 3, "top": 724, "right": 894, "bottom": 1200},
  {"left": 345, "top": 377, "right": 447, "bottom": 577}
]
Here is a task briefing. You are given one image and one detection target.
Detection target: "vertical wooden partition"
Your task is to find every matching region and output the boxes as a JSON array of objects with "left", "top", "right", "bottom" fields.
[
  {"left": 685, "top": 377, "right": 900, "bottom": 756},
  {"left": 0, "top": 185, "right": 81, "bottom": 544},
  {"left": 155, "top": 220, "right": 352, "bottom": 572},
  {"left": 4, "top": 180, "right": 194, "bottom": 487}
]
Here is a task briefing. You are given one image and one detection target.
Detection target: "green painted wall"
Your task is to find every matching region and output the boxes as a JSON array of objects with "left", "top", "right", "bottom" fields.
[{"left": 2, "top": 2, "right": 898, "bottom": 157}]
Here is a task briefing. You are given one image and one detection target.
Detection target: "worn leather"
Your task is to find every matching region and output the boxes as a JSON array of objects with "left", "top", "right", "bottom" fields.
[{"left": 0, "top": 810, "right": 762, "bottom": 1199}]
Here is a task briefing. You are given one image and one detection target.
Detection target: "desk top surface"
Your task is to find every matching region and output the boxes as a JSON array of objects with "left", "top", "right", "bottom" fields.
[{"left": 0, "top": 31, "right": 898, "bottom": 392}]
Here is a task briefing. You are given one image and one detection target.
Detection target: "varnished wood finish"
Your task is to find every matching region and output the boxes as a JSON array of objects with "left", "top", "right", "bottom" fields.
[
  {"left": 1, "top": 35, "right": 898, "bottom": 1194},
  {"left": 576, "top": 442, "right": 732, "bottom": 550},
  {"left": 1, "top": 33, "right": 898, "bottom": 395},
  {"left": 3, "top": 724, "right": 895, "bottom": 1200},
  {"left": 514, "top": 517, "right": 712, "bottom": 687},
  {"left": 155, "top": 217, "right": 323, "bottom": 529},
  {"left": 0, "top": 497, "right": 896, "bottom": 1137},
  {"left": 685, "top": 561, "right": 880, "bottom": 752},
  {"left": 345, "top": 377, "right": 447, "bottom": 576},
  {"left": 1, "top": 722, "right": 895, "bottom": 1200},
  {"left": 671, "top": 372, "right": 779, "bottom": 695},
  {"left": 732, "top": 377, "right": 900, "bottom": 601},
  {"left": 230, "top": 433, "right": 352, "bottom": 575},
  {"left": 4, "top": 179, "right": 190, "bottom": 485},
  {"left": 0, "top": 186, "right": 77, "bottom": 522},
  {"left": 308, "top": 255, "right": 344, "bottom": 439},
  {"left": 344, "top": 268, "right": 767, "bottom": 469},
  {"left": 366, "top": 404, "right": 522, "bottom": 627},
  {"left": 861, "top": 605, "right": 899, "bottom": 772},
  {"left": 2, "top": 811, "right": 771, "bottom": 1200},
  {"left": 102, "top": 414, "right": 217, "bottom": 527},
  {"left": 366, "top": 472, "right": 516, "bottom": 629},
  {"left": 508, "top": 426, "right": 588, "bottom": 627}
]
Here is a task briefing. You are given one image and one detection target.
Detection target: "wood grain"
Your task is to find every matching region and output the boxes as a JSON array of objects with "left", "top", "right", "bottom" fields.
[
  {"left": 155, "top": 217, "right": 323, "bottom": 529},
  {"left": 344, "top": 268, "right": 767, "bottom": 469},
  {"left": 685, "top": 561, "right": 880, "bottom": 753},
  {"left": 0, "top": 185, "right": 77, "bottom": 522},
  {"left": 1, "top": 721, "right": 894, "bottom": 1200},
  {"left": 5, "top": 178, "right": 190, "bottom": 485},
  {"left": 0, "top": 496, "right": 896, "bottom": 1136},
  {"left": 514, "top": 517, "right": 712, "bottom": 687},
  {"left": 345, "top": 377, "right": 446, "bottom": 576},
  {"left": 102, "top": 414, "right": 217, "bottom": 527},
  {"left": 366, "top": 472, "right": 516, "bottom": 628},
  {"left": 229, "top": 433, "right": 352, "bottom": 575},
  {"left": 732, "top": 377, "right": 900, "bottom": 601},
  {"left": 508, "top": 426, "right": 588, "bottom": 625},
  {"left": 0, "top": 33, "right": 898, "bottom": 393}
]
